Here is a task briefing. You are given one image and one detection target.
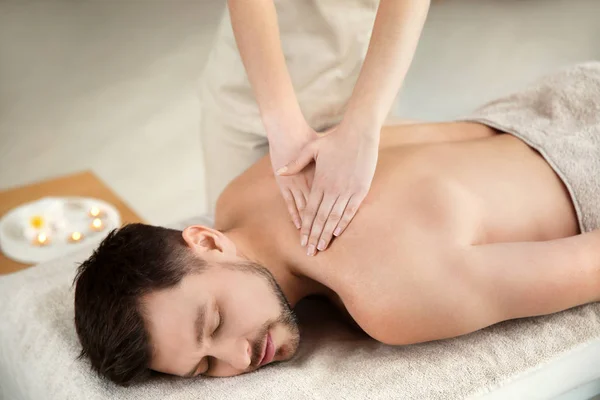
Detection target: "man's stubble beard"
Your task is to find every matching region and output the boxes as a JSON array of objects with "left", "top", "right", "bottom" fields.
[{"left": 223, "top": 260, "right": 301, "bottom": 368}]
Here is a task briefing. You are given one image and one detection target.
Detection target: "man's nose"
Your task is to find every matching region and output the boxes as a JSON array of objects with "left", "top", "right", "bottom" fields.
[{"left": 212, "top": 337, "right": 252, "bottom": 371}]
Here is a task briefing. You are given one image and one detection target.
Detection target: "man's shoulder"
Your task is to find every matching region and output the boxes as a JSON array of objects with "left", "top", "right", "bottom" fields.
[{"left": 215, "top": 155, "right": 278, "bottom": 228}]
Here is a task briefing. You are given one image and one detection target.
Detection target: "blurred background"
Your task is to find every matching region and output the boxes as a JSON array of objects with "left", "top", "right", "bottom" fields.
[{"left": 1, "top": 0, "right": 599, "bottom": 226}]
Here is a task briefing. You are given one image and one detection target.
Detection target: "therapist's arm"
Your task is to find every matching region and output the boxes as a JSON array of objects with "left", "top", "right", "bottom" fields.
[
  {"left": 228, "top": 0, "right": 317, "bottom": 230},
  {"left": 227, "top": 0, "right": 309, "bottom": 138},
  {"left": 343, "top": 0, "right": 430, "bottom": 130}
]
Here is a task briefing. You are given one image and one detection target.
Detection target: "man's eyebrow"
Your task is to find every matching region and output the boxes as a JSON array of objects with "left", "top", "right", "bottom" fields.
[
  {"left": 183, "top": 365, "right": 199, "bottom": 379},
  {"left": 195, "top": 303, "right": 207, "bottom": 347},
  {"left": 183, "top": 303, "right": 207, "bottom": 378}
]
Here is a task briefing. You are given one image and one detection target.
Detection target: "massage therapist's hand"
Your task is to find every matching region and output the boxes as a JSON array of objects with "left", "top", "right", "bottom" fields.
[
  {"left": 269, "top": 123, "right": 319, "bottom": 231},
  {"left": 277, "top": 122, "right": 379, "bottom": 256}
]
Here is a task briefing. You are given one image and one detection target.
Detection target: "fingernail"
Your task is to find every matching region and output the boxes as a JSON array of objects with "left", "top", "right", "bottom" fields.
[
  {"left": 317, "top": 239, "right": 326, "bottom": 251},
  {"left": 301, "top": 235, "right": 308, "bottom": 247},
  {"left": 307, "top": 244, "right": 316, "bottom": 256},
  {"left": 293, "top": 219, "right": 300, "bottom": 229},
  {"left": 334, "top": 227, "right": 342, "bottom": 237},
  {"left": 276, "top": 166, "right": 287, "bottom": 175}
]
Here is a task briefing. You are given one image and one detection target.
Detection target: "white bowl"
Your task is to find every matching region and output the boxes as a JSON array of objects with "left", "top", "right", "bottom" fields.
[{"left": 0, "top": 196, "right": 121, "bottom": 265}]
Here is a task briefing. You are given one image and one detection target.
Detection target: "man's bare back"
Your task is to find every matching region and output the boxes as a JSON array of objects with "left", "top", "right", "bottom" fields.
[{"left": 216, "top": 122, "right": 597, "bottom": 345}]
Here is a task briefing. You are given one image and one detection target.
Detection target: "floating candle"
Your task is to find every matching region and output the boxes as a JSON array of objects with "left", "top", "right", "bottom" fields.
[
  {"left": 90, "top": 218, "right": 104, "bottom": 231},
  {"left": 69, "top": 231, "right": 84, "bottom": 243},
  {"left": 34, "top": 232, "right": 50, "bottom": 246},
  {"left": 89, "top": 207, "right": 101, "bottom": 218}
]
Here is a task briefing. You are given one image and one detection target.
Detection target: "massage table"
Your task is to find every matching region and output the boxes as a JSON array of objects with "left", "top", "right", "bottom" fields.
[{"left": 1, "top": 215, "right": 599, "bottom": 400}]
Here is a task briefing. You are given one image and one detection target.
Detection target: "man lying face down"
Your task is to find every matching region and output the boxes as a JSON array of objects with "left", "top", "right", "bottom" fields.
[{"left": 74, "top": 65, "right": 600, "bottom": 386}]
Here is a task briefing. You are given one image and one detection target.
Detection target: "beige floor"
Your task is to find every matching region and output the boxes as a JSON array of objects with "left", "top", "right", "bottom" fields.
[{"left": 1, "top": 0, "right": 599, "bottom": 225}]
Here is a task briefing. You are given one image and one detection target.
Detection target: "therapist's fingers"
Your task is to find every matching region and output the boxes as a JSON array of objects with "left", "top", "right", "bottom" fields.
[
  {"left": 281, "top": 188, "right": 301, "bottom": 230},
  {"left": 316, "top": 196, "right": 349, "bottom": 252},
  {"left": 276, "top": 142, "right": 316, "bottom": 176},
  {"left": 306, "top": 193, "right": 337, "bottom": 256},
  {"left": 290, "top": 188, "right": 306, "bottom": 229},
  {"left": 332, "top": 193, "right": 365, "bottom": 238},
  {"left": 300, "top": 189, "right": 323, "bottom": 249}
]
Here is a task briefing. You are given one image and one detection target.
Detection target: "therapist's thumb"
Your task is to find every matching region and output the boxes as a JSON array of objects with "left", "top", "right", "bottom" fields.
[{"left": 276, "top": 145, "right": 315, "bottom": 176}]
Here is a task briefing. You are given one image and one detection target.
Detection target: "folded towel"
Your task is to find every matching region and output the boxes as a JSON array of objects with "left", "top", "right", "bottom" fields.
[{"left": 463, "top": 61, "right": 600, "bottom": 232}]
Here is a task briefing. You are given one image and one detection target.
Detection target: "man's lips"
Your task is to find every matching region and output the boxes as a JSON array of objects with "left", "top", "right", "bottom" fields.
[{"left": 258, "top": 332, "right": 275, "bottom": 367}]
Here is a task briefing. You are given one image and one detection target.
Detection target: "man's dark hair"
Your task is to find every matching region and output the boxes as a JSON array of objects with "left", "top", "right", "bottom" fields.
[{"left": 73, "top": 223, "right": 206, "bottom": 386}]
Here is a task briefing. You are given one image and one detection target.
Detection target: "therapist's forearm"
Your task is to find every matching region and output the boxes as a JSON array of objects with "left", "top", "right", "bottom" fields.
[
  {"left": 343, "top": 0, "right": 430, "bottom": 131},
  {"left": 227, "top": 0, "right": 306, "bottom": 137}
]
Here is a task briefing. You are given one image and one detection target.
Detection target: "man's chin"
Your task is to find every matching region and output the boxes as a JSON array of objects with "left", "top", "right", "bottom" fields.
[
  {"left": 274, "top": 334, "right": 300, "bottom": 363},
  {"left": 270, "top": 321, "right": 300, "bottom": 356}
]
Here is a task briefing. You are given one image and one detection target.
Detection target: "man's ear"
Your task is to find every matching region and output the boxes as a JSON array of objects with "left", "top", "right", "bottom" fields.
[{"left": 182, "top": 226, "right": 236, "bottom": 256}]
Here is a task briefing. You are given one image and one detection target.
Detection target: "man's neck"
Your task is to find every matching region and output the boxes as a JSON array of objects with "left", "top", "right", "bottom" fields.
[{"left": 223, "top": 226, "right": 331, "bottom": 307}]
